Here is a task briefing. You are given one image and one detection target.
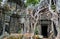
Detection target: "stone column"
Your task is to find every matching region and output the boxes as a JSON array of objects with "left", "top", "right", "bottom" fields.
[
  {"left": 0, "top": 8, "right": 3, "bottom": 35},
  {"left": 9, "top": 14, "right": 20, "bottom": 33}
]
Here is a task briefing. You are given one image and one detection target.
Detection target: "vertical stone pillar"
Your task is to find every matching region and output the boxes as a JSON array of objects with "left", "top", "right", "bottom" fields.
[
  {"left": 9, "top": 14, "right": 20, "bottom": 33},
  {"left": 0, "top": 8, "right": 3, "bottom": 35},
  {"left": 57, "top": 13, "right": 60, "bottom": 39},
  {"left": 51, "top": 20, "right": 54, "bottom": 32}
]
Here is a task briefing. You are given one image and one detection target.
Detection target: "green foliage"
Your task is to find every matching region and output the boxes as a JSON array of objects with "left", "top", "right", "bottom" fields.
[
  {"left": 18, "top": 28, "right": 21, "bottom": 33},
  {"left": 26, "top": 0, "right": 40, "bottom": 6},
  {"left": 0, "top": 0, "right": 2, "bottom": 2},
  {"left": 0, "top": 0, "right": 2, "bottom": 3},
  {"left": 34, "top": 27, "right": 39, "bottom": 35},
  {"left": 51, "top": 5, "right": 56, "bottom": 11},
  {"left": 51, "top": 1, "right": 56, "bottom": 11}
]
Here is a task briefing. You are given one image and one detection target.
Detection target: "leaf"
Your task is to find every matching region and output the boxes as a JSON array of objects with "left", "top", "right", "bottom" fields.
[
  {"left": 25, "top": 0, "right": 40, "bottom": 6},
  {"left": 51, "top": 5, "right": 56, "bottom": 10},
  {"left": 0, "top": 0, "right": 2, "bottom": 3}
]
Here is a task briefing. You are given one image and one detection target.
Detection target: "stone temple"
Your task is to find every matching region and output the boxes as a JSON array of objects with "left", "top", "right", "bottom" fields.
[{"left": 0, "top": 0, "right": 59, "bottom": 39}]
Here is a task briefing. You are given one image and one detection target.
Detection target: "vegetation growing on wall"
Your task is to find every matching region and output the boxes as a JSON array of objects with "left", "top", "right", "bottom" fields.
[
  {"left": 51, "top": 0, "right": 56, "bottom": 11},
  {"left": 25, "top": 0, "right": 40, "bottom": 6}
]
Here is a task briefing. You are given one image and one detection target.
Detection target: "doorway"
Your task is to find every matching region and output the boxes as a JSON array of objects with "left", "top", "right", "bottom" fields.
[{"left": 41, "top": 24, "right": 48, "bottom": 38}]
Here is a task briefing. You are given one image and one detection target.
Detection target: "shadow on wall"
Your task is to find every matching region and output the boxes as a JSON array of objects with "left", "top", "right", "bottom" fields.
[{"left": 53, "top": 22, "right": 58, "bottom": 36}]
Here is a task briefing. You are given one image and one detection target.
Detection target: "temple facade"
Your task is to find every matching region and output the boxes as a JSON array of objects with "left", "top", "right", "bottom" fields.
[{"left": 0, "top": 0, "right": 59, "bottom": 39}]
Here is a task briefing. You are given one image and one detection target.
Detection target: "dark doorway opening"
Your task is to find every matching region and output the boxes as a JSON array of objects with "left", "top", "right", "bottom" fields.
[{"left": 41, "top": 24, "right": 48, "bottom": 38}]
